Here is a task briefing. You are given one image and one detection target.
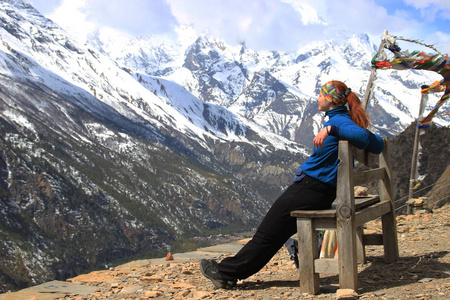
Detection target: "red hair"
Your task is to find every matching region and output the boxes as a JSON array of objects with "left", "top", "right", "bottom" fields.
[{"left": 330, "top": 80, "right": 370, "bottom": 129}]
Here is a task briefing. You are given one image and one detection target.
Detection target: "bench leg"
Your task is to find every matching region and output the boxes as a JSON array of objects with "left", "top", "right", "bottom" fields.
[
  {"left": 296, "top": 218, "right": 319, "bottom": 294},
  {"left": 356, "top": 226, "right": 366, "bottom": 264},
  {"left": 337, "top": 218, "right": 358, "bottom": 290},
  {"left": 381, "top": 210, "right": 399, "bottom": 263}
]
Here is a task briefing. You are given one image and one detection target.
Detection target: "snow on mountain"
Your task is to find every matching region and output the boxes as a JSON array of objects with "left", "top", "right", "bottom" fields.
[
  {"left": 90, "top": 25, "right": 448, "bottom": 149},
  {"left": 1, "top": 1, "right": 277, "bottom": 153},
  {"left": 133, "top": 73, "right": 247, "bottom": 145},
  {"left": 0, "top": 1, "right": 268, "bottom": 290},
  {"left": 3, "top": 1, "right": 447, "bottom": 155}
]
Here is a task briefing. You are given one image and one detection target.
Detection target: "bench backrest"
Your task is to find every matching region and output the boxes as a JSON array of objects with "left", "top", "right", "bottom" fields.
[{"left": 336, "top": 137, "right": 394, "bottom": 210}]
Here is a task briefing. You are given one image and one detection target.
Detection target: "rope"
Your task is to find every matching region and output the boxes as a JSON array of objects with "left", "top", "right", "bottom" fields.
[
  {"left": 372, "top": 31, "right": 450, "bottom": 127},
  {"left": 393, "top": 177, "right": 450, "bottom": 211},
  {"left": 395, "top": 203, "right": 409, "bottom": 212},
  {"left": 393, "top": 35, "right": 441, "bottom": 55},
  {"left": 394, "top": 194, "right": 410, "bottom": 205},
  {"left": 431, "top": 195, "right": 450, "bottom": 206},
  {"left": 411, "top": 178, "right": 450, "bottom": 196},
  {"left": 395, "top": 181, "right": 450, "bottom": 212},
  {"left": 423, "top": 181, "right": 450, "bottom": 196}
]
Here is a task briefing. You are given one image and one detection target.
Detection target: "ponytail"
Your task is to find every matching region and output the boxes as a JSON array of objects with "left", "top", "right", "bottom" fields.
[
  {"left": 331, "top": 81, "right": 370, "bottom": 129},
  {"left": 347, "top": 92, "right": 370, "bottom": 129}
]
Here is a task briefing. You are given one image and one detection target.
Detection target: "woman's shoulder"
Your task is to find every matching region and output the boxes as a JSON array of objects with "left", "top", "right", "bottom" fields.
[{"left": 327, "top": 112, "right": 352, "bottom": 125}]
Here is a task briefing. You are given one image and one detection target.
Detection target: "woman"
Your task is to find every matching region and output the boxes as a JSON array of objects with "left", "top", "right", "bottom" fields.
[{"left": 200, "top": 80, "right": 385, "bottom": 289}]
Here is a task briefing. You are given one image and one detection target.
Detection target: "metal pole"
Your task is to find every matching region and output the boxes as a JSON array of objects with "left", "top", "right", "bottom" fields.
[
  {"left": 407, "top": 86, "right": 428, "bottom": 214},
  {"left": 362, "top": 39, "right": 386, "bottom": 111}
]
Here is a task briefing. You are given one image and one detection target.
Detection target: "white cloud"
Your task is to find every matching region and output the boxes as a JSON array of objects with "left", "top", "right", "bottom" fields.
[
  {"left": 166, "top": 0, "right": 326, "bottom": 52},
  {"left": 404, "top": 0, "right": 450, "bottom": 11},
  {"left": 83, "top": 0, "right": 178, "bottom": 36},
  {"left": 401, "top": 0, "right": 450, "bottom": 53},
  {"left": 405, "top": 0, "right": 450, "bottom": 21},
  {"left": 47, "top": 0, "right": 96, "bottom": 43},
  {"left": 32, "top": 0, "right": 178, "bottom": 43},
  {"left": 27, "top": 0, "right": 450, "bottom": 54},
  {"left": 303, "top": 0, "right": 417, "bottom": 39},
  {"left": 427, "top": 31, "right": 450, "bottom": 54}
]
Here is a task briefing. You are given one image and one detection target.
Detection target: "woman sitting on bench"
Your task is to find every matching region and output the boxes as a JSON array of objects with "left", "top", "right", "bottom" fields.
[{"left": 200, "top": 80, "right": 385, "bottom": 289}]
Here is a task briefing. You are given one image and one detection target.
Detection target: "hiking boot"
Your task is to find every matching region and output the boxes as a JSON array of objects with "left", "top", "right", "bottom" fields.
[{"left": 200, "top": 259, "right": 237, "bottom": 289}]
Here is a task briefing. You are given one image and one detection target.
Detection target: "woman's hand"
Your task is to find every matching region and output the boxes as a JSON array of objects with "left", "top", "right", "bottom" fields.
[{"left": 313, "top": 126, "right": 330, "bottom": 148}]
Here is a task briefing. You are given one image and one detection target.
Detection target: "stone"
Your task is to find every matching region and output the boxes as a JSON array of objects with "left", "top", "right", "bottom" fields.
[
  {"left": 118, "top": 285, "right": 142, "bottom": 294},
  {"left": 336, "top": 288, "right": 358, "bottom": 299},
  {"left": 414, "top": 294, "right": 431, "bottom": 299},
  {"left": 171, "top": 282, "right": 196, "bottom": 289},
  {"left": 191, "top": 290, "right": 210, "bottom": 299},
  {"left": 414, "top": 198, "right": 424, "bottom": 205},
  {"left": 175, "top": 289, "right": 191, "bottom": 297},
  {"left": 141, "top": 275, "right": 163, "bottom": 283},
  {"left": 144, "top": 290, "right": 163, "bottom": 298},
  {"left": 166, "top": 252, "right": 174, "bottom": 260}
]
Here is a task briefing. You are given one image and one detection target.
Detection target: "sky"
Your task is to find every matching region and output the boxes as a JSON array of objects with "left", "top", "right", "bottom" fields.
[{"left": 27, "top": 0, "right": 450, "bottom": 54}]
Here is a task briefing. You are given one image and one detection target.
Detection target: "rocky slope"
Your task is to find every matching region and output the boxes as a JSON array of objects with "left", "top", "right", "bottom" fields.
[
  {"left": 1, "top": 204, "right": 448, "bottom": 299},
  {"left": 390, "top": 123, "right": 450, "bottom": 210}
]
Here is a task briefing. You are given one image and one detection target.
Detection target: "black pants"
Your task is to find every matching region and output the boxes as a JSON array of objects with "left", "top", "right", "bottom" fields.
[{"left": 217, "top": 175, "right": 336, "bottom": 280}]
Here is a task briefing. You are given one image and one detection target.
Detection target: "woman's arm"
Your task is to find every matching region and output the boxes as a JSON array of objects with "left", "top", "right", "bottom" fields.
[
  {"left": 314, "top": 125, "right": 384, "bottom": 154},
  {"left": 364, "top": 130, "right": 385, "bottom": 154}
]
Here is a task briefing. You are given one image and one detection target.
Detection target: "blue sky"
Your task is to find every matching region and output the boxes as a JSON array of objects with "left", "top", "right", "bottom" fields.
[{"left": 27, "top": 0, "right": 450, "bottom": 54}]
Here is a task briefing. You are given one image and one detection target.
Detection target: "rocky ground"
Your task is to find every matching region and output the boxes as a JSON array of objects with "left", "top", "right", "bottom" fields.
[{"left": 1, "top": 204, "right": 449, "bottom": 300}]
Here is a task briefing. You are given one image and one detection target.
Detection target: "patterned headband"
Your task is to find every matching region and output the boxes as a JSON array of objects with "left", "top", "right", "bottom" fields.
[{"left": 321, "top": 81, "right": 351, "bottom": 106}]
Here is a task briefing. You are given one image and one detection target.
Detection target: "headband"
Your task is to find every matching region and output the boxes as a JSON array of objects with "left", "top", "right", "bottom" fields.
[{"left": 321, "top": 81, "right": 351, "bottom": 106}]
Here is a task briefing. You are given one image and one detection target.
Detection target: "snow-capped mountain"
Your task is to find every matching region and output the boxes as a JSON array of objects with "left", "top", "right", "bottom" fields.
[
  {"left": 90, "top": 25, "right": 448, "bottom": 148},
  {"left": 0, "top": 0, "right": 448, "bottom": 292},
  {"left": 0, "top": 0, "right": 302, "bottom": 291}
]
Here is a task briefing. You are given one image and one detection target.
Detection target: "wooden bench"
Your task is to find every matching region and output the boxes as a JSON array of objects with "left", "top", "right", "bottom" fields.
[{"left": 290, "top": 138, "right": 399, "bottom": 294}]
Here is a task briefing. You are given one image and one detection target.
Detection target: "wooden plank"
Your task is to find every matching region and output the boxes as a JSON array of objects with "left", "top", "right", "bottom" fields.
[
  {"left": 296, "top": 218, "right": 320, "bottom": 294},
  {"left": 354, "top": 200, "right": 392, "bottom": 227},
  {"left": 382, "top": 209, "right": 399, "bottom": 263},
  {"left": 363, "top": 234, "right": 383, "bottom": 245},
  {"left": 291, "top": 210, "right": 336, "bottom": 218},
  {"left": 337, "top": 217, "right": 358, "bottom": 290},
  {"left": 379, "top": 138, "right": 399, "bottom": 263},
  {"left": 291, "top": 197, "right": 379, "bottom": 219},
  {"left": 336, "top": 141, "right": 358, "bottom": 290},
  {"left": 336, "top": 141, "right": 355, "bottom": 210},
  {"left": 337, "top": 215, "right": 358, "bottom": 290},
  {"left": 353, "top": 147, "right": 378, "bottom": 166},
  {"left": 379, "top": 138, "right": 395, "bottom": 204},
  {"left": 315, "top": 258, "right": 339, "bottom": 274},
  {"left": 355, "top": 196, "right": 380, "bottom": 210},
  {"left": 313, "top": 218, "right": 337, "bottom": 230},
  {"left": 353, "top": 168, "right": 386, "bottom": 186},
  {"left": 356, "top": 226, "right": 366, "bottom": 264}
]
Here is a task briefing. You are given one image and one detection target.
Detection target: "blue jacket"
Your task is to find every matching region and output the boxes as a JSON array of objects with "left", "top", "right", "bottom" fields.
[{"left": 295, "top": 106, "right": 385, "bottom": 186}]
